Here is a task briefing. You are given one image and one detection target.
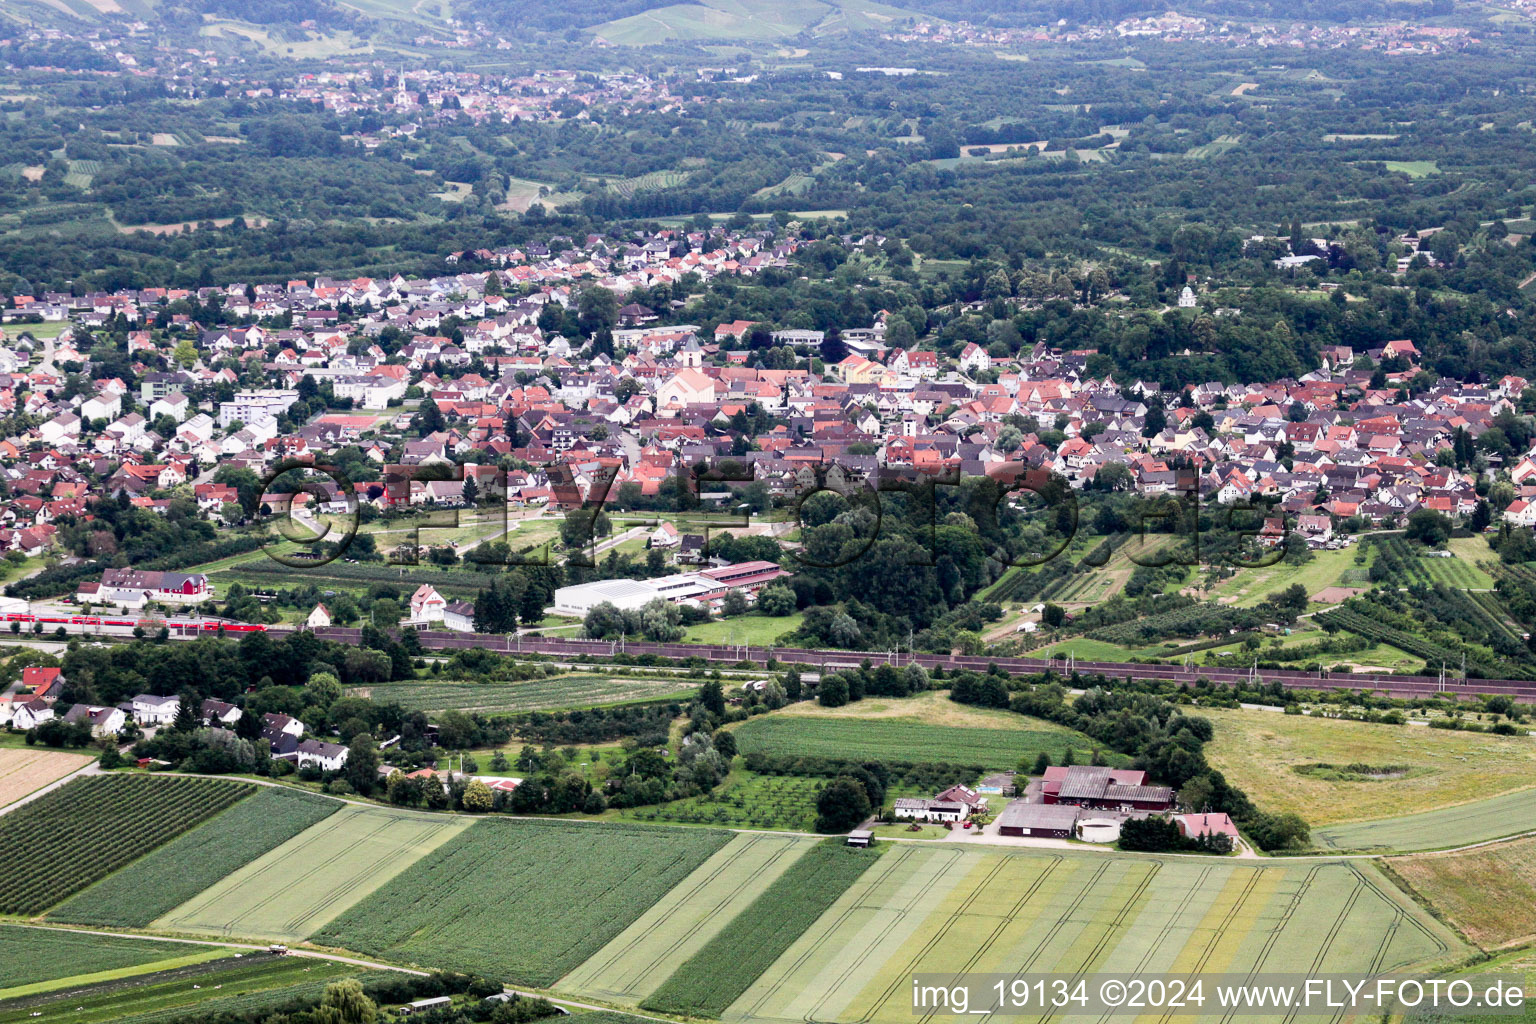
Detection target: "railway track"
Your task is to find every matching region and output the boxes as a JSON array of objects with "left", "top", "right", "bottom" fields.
[{"left": 261, "top": 625, "right": 1536, "bottom": 702}]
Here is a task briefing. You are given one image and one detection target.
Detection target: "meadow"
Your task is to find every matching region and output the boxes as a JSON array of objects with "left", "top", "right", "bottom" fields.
[
  {"left": 0, "top": 775, "right": 253, "bottom": 914},
  {"left": 359, "top": 675, "right": 693, "bottom": 714},
  {"left": 682, "top": 613, "right": 804, "bottom": 645},
  {"left": 155, "top": 804, "right": 469, "bottom": 943},
  {"left": 0, "top": 926, "right": 192, "bottom": 991},
  {"left": 712, "top": 847, "right": 1459, "bottom": 1024},
  {"left": 0, "top": 954, "right": 365, "bottom": 1024},
  {"left": 0, "top": 747, "right": 91, "bottom": 808},
  {"left": 1311, "top": 788, "right": 1536, "bottom": 853},
  {"left": 1199, "top": 705, "right": 1536, "bottom": 827},
  {"left": 641, "top": 841, "right": 883, "bottom": 1017},
  {"left": 313, "top": 819, "right": 732, "bottom": 986},
  {"left": 51, "top": 787, "right": 341, "bottom": 928},
  {"left": 732, "top": 693, "right": 1117, "bottom": 769},
  {"left": 1389, "top": 837, "right": 1536, "bottom": 948},
  {"left": 558, "top": 833, "right": 818, "bottom": 1004}
]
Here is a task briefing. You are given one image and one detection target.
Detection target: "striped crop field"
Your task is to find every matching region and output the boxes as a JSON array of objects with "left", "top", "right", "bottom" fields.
[
  {"left": 552, "top": 845, "right": 1462, "bottom": 1024},
  {"left": 312, "top": 819, "right": 732, "bottom": 987},
  {"left": 1312, "top": 788, "right": 1536, "bottom": 853},
  {"left": 154, "top": 803, "right": 469, "bottom": 943},
  {"left": 51, "top": 787, "right": 341, "bottom": 928},
  {"left": 359, "top": 674, "right": 692, "bottom": 714},
  {"left": 0, "top": 775, "right": 253, "bottom": 915},
  {"left": 559, "top": 833, "right": 819, "bottom": 1003}
]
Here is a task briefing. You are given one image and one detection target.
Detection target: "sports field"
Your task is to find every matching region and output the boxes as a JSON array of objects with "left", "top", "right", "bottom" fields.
[
  {"left": 622, "top": 846, "right": 1457, "bottom": 1024},
  {"left": 1200, "top": 705, "right": 1536, "bottom": 825},
  {"left": 1389, "top": 836, "right": 1536, "bottom": 948},
  {"left": 155, "top": 804, "right": 469, "bottom": 942},
  {"left": 0, "top": 748, "right": 91, "bottom": 808},
  {"left": 732, "top": 691, "right": 1115, "bottom": 769},
  {"left": 1313, "top": 788, "right": 1536, "bottom": 852},
  {"left": 313, "top": 819, "right": 732, "bottom": 986},
  {"left": 559, "top": 833, "right": 818, "bottom": 1003}
]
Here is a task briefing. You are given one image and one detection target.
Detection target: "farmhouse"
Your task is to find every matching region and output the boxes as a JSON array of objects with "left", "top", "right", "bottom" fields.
[
  {"left": 892, "top": 797, "right": 968, "bottom": 823},
  {"left": 21, "top": 666, "right": 64, "bottom": 697},
  {"left": 61, "top": 703, "right": 126, "bottom": 737},
  {"left": 1040, "top": 765, "right": 1175, "bottom": 812},
  {"left": 408, "top": 584, "right": 447, "bottom": 624},
  {"left": 997, "top": 801, "right": 1080, "bottom": 838},
  {"left": 305, "top": 603, "right": 332, "bottom": 628},
  {"left": 294, "top": 739, "right": 349, "bottom": 772},
  {"left": 11, "top": 697, "right": 55, "bottom": 730},
  {"left": 262, "top": 712, "right": 305, "bottom": 739},
  {"left": 1177, "top": 812, "right": 1241, "bottom": 843},
  {"left": 200, "top": 698, "right": 242, "bottom": 727},
  {"left": 130, "top": 693, "right": 179, "bottom": 726}
]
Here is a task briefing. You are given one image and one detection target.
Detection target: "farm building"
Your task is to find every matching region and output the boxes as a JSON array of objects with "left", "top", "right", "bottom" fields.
[
  {"left": 86, "top": 568, "right": 211, "bottom": 608},
  {"left": 846, "top": 829, "right": 873, "bottom": 847},
  {"left": 1041, "top": 765, "right": 1175, "bottom": 812},
  {"left": 893, "top": 797, "right": 967, "bottom": 823},
  {"left": 1177, "top": 812, "right": 1240, "bottom": 842},
  {"left": 997, "top": 802, "right": 1080, "bottom": 838}
]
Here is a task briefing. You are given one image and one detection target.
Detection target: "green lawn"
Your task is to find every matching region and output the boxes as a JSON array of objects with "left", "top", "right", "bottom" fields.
[
  {"left": 1210, "top": 546, "right": 1364, "bottom": 606},
  {"left": 683, "top": 612, "right": 803, "bottom": 645}
]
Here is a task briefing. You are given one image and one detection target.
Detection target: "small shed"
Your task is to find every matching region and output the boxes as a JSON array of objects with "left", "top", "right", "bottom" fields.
[{"left": 846, "top": 829, "right": 873, "bottom": 848}]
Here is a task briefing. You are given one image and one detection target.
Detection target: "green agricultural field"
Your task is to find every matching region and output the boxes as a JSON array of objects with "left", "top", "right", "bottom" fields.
[
  {"left": 0, "top": 952, "right": 365, "bottom": 1024},
  {"left": 1312, "top": 788, "right": 1536, "bottom": 853},
  {"left": 733, "top": 700, "right": 1119, "bottom": 770},
  {"left": 1386, "top": 159, "right": 1440, "bottom": 176},
  {"left": 1209, "top": 545, "right": 1363, "bottom": 606},
  {"left": 51, "top": 787, "right": 341, "bottom": 928},
  {"left": 682, "top": 613, "right": 803, "bottom": 645},
  {"left": 558, "top": 832, "right": 818, "bottom": 1003},
  {"left": 156, "top": 804, "right": 469, "bottom": 942},
  {"left": 0, "top": 927, "right": 193, "bottom": 991},
  {"left": 0, "top": 775, "right": 253, "bottom": 915},
  {"left": 1389, "top": 836, "right": 1536, "bottom": 948},
  {"left": 617, "top": 771, "right": 826, "bottom": 831},
  {"left": 1200, "top": 705, "right": 1536, "bottom": 829},
  {"left": 642, "top": 841, "right": 883, "bottom": 1017},
  {"left": 706, "top": 847, "right": 1460, "bottom": 1024},
  {"left": 358, "top": 675, "right": 693, "bottom": 714},
  {"left": 313, "top": 819, "right": 732, "bottom": 986}
]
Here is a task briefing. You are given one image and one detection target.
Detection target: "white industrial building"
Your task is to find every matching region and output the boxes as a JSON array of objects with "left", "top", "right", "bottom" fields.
[{"left": 552, "top": 561, "right": 788, "bottom": 617}]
